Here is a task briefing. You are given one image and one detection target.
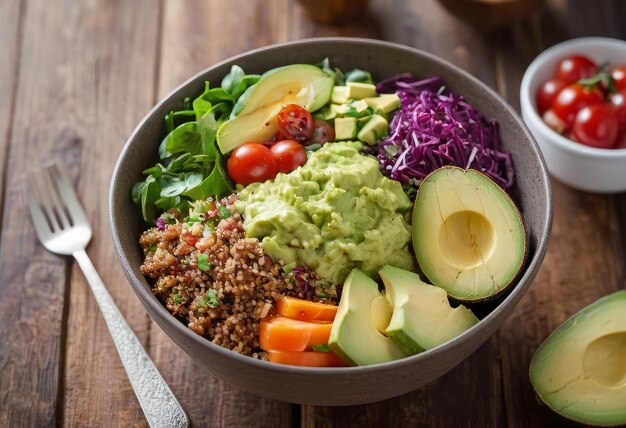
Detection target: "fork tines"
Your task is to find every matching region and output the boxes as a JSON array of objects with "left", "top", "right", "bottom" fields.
[{"left": 27, "top": 164, "right": 87, "bottom": 236}]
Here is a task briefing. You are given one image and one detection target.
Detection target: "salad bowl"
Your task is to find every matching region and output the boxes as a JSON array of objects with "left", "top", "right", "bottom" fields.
[{"left": 110, "top": 38, "right": 552, "bottom": 405}]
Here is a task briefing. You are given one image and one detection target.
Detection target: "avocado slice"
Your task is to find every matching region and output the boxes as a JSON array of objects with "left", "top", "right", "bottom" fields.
[
  {"left": 216, "top": 64, "right": 333, "bottom": 153},
  {"left": 380, "top": 265, "right": 479, "bottom": 355},
  {"left": 530, "top": 291, "right": 626, "bottom": 426},
  {"left": 412, "top": 166, "right": 526, "bottom": 302},
  {"left": 328, "top": 269, "right": 406, "bottom": 366}
]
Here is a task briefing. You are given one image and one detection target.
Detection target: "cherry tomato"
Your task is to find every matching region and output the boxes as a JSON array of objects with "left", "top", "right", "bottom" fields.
[
  {"left": 610, "top": 89, "right": 626, "bottom": 132},
  {"left": 552, "top": 83, "right": 603, "bottom": 126},
  {"left": 270, "top": 140, "right": 307, "bottom": 173},
  {"left": 308, "top": 120, "right": 335, "bottom": 146},
  {"left": 227, "top": 142, "right": 278, "bottom": 185},
  {"left": 615, "top": 132, "right": 626, "bottom": 149},
  {"left": 277, "top": 104, "right": 314, "bottom": 142},
  {"left": 612, "top": 65, "right": 626, "bottom": 91},
  {"left": 536, "top": 78, "right": 568, "bottom": 116},
  {"left": 572, "top": 104, "right": 618, "bottom": 149},
  {"left": 555, "top": 55, "right": 598, "bottom": 83}
]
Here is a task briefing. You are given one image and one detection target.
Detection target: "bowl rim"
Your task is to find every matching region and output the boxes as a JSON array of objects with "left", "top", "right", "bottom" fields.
[
  {"left": 110, "top": 37, "right": 553, "bottom": 375},
  {"left": 520, "top": 36, "right": 626, "bottom": 157}
]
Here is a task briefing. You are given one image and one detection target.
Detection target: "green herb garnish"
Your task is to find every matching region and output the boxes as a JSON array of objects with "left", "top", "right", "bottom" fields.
[
  {"left": 148, "top": 243, "right": 158, "bottom": 252},
  {"left": 311, "top": 344, "right": 330, "bottom": 352},
  {"left": 172, "top": 294, "right": 186, "bottom": 304},
  {"left": 197, "top": 253, "right": 211, "bottom": 272},
  {"left": 217, "top": 205, "right": 232, "bottom": 219},
  {"left": 205, "top": 289, "right": 219, "bottom": 308},
  {"left": 319, "top": 292, "right": 332, "bottom": 299},
  {"left": 283, "top": 262, "right": 297, "bottom": 274}
]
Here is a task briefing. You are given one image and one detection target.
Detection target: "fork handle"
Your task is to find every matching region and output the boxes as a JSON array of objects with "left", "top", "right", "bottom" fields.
[{"left": 72, "top": 250, "right": 189, "bottom": 428}]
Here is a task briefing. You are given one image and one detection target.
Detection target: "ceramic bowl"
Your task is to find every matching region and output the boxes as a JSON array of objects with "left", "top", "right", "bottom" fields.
[
  {"left": 110, "top": 38, "right": 552, "bottom": 405},
  {"left": 520, "top": 37, "right": 626, "bottom": 193}
]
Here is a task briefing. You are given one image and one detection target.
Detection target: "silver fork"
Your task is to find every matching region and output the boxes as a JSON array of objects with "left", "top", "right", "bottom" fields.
[{"left": 27, "top": 163, "right": 189, "bottom": 428}]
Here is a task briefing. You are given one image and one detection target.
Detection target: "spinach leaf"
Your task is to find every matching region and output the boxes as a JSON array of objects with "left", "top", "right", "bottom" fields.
[
  {"left": 345, "top": 69, "right": 374, "bottom": 84},
  {"left": 164, "top": 122, "right": 202, "bottom": 156}
]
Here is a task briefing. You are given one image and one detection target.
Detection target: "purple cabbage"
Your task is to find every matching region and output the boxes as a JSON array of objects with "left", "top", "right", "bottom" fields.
[{"left": 375, "top": 74, "right": 514, "bottom": 190}]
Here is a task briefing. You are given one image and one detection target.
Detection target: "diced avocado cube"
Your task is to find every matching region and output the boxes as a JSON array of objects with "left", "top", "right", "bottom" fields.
[
  {"left": 365, "top": 94, "right": 401, "bottom": 114},
  {"left": 334, "top": 117, "right": 358, "bottom": 140},
  {"left": 357, "top": 114, "right": 388, "bottom": 145},
  {"left": 351, "top": 99, "right": 369, "bottom": 113},
  {"left": 331, "top": 86, "right": 348, "bottom": 104},
  {"left": 346, "top": 82, "right": 377, "bottom": 100}
]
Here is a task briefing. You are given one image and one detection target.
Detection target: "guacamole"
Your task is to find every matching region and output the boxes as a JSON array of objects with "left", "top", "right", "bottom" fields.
[{"left": 235, "top": 142, "right": 416, "bottom": 284}]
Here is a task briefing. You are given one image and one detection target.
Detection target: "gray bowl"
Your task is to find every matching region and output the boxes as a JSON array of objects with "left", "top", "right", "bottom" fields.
[{"left": 109, "top": 38, "right": 552, "bottom": 406}]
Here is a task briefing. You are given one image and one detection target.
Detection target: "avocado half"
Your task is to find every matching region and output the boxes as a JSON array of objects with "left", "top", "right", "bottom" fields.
[
  {"left": 530, "top": 291, "right": 626, "bottom": 426},
  {"left": 216, "top": 64, "right": 333, "bottom": 153},
  {"left": 412, "top": 166, "right": 526, "bottom": 302}
]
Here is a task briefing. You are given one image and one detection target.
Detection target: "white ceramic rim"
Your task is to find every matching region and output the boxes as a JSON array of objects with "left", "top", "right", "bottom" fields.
[{"left": 520, "top": 36, "right": 626, "bottom": 158}]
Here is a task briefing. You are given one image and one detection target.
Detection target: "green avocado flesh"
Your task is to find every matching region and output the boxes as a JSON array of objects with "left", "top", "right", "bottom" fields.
[
  {"left": 379, "top": 265, "right": 478, "bottom": 355},
  {"left": 235, "top": 142, "right": 416, "bottom": 285},
  {"left": 412, "top": 166, "right": 526, "bottom": 302},
  {"left": 216, "top": 64, "right": 333, "bottom": 154},
  {"left": 328, "top": 269, "right": 406, "bottom": 366},
  {"left": 530, "top": 291, "right": 626, "bottom": 427}
]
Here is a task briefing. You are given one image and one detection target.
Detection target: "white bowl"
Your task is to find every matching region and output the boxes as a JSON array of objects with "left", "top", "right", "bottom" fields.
[{"left": 520, "top": 37, "right": 626, "bottom": 193}]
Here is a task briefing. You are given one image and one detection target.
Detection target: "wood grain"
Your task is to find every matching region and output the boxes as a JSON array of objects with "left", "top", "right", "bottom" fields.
[
  {"left": 0, "top": 0, "right": 22, "bottom": 224},
  {"left": 496, "top": 1, "right": 626, "bottom": 426},
  {"left": 0, "top": 0, "right": 69, "bottom": 425},
  {"left": 43, "top": 1, "right": 164, "bottom": 426}
]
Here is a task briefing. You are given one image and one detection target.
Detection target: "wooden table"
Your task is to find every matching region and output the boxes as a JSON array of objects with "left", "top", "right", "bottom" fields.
[{"left": 1, "top": 0, "right": 624, "bottom": 426}]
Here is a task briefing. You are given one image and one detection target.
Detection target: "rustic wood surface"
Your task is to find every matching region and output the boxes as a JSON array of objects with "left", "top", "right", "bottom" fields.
[{"left": 0, "top": 0, "right": 624, "bottom": 426}]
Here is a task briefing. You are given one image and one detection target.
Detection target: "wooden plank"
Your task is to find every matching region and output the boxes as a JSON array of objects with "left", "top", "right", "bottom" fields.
[
  {"left": 147, "top": 1, "right": 301, "bottom": 426},
  {"left": 495, "top": 1, "right": 626, "bottom": 425},
  {"left": 43, "top": 1, "right": 162, "bottom": 426},
  {"left": 0, "top": 0, "right": 22, "bottom": 221},
  {"left": 299, "top": 0, "right": 505, "bottom": 425},
  {"left": 0, "top": 0, "right": 69, "bottom": 426}
]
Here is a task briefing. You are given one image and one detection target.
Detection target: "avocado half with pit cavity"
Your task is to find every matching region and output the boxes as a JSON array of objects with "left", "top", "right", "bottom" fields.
[
  {"left": 412, "top": 166, "right": 526, "bottom": 302},
  {"left": 216, "top": 64, "right": 333, "bottom": 154},
  {"left": 530, "top": 291, "right": 626, "bottom": 426}
]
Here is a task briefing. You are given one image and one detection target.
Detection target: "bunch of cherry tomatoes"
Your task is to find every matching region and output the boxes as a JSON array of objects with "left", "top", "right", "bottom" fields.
[
  {"left": 227, "top": 104, "right": 335, "bottom": 185},
  {"left": 536, "top": 54, "right": 626, "bottom": 149}
]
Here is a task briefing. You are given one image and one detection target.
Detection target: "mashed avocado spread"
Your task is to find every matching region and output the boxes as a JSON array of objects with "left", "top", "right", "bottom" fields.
[{"left": 235, "top": 141, "right": 416, "bottom": 284}]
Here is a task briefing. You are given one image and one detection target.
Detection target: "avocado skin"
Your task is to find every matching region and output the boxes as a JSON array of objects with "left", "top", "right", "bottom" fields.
[{"left": 529, "top": 291, "right": 626, "bottom": 427}]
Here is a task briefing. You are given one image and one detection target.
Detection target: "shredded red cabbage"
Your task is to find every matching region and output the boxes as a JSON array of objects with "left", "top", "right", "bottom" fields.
[{"left": 375, "top": 74, "right": 514, "bottom": 190}]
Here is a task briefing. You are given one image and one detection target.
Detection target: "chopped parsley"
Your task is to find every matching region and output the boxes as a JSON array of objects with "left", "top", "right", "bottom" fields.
[
  {"left": 171, "top": 293, "right": 186, "bottom": 304},
  {"left": 319, "top": 292, "right": 332, "bottom": 299},
  {"left": 217, "top": 205, "right": 232, "bottom": 219},
  {"left": 205, "top": 289, "right": 219, "bottom": 307},
  {"left": 283, "top": 262, "right": 296, "bottom": 274},
  {"left": 197, "top": 253, "right": 211, "bottom": 271},
  {"left": 148, "top": 243, "right": 158, "bottom": 252},
  {"left": 311, "top": 344, "right": 330, "bottom": 352}
]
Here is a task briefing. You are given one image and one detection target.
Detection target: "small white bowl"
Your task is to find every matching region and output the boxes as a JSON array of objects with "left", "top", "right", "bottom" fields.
[{"left": 520, "top": 37, "right": 626, "bottom": 193}]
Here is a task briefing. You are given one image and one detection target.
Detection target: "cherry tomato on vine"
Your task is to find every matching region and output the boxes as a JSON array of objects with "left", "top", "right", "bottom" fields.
[
  {"left": 270, "top": 140, "right": 307, "bottom": 173},
  {"left": 536, "top": 78, "right": 568, "bottom": 116},
  {"left": 572, "top": 104, "right": 619, "bottom": 149},
  {"left": 555, "top": 55, "right": 598, "bottom": 83},
  {"left": 308, "top": 120, "right": 335, "bottom": 146},
  {"left": 277, "top": 104, "right": 314, "bottom": 142},
  {"left": 612, "top": 65, "right": 626, "bottom": 91},
  {"left": 552, "top": 83, "right": 603, "bottom": 126},
  {"left": 227, "top": 142, "right": 278, "bottom": 185}
]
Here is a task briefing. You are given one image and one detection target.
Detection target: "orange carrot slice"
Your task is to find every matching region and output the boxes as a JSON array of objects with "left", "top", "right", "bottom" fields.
[
  {"left": 259, "top": 315, "right": 332, "bottom": 352},
  {"left": 275, "top": 296, "right": 338, "bottom": 322},
  {"left": 267, "top": 350, "right": 349, "bottom": 367}
]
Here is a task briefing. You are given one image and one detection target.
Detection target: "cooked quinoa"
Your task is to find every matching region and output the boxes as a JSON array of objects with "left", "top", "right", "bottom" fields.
[{"left": 139, "top": 198, "right": 339, "bottom": 358}]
